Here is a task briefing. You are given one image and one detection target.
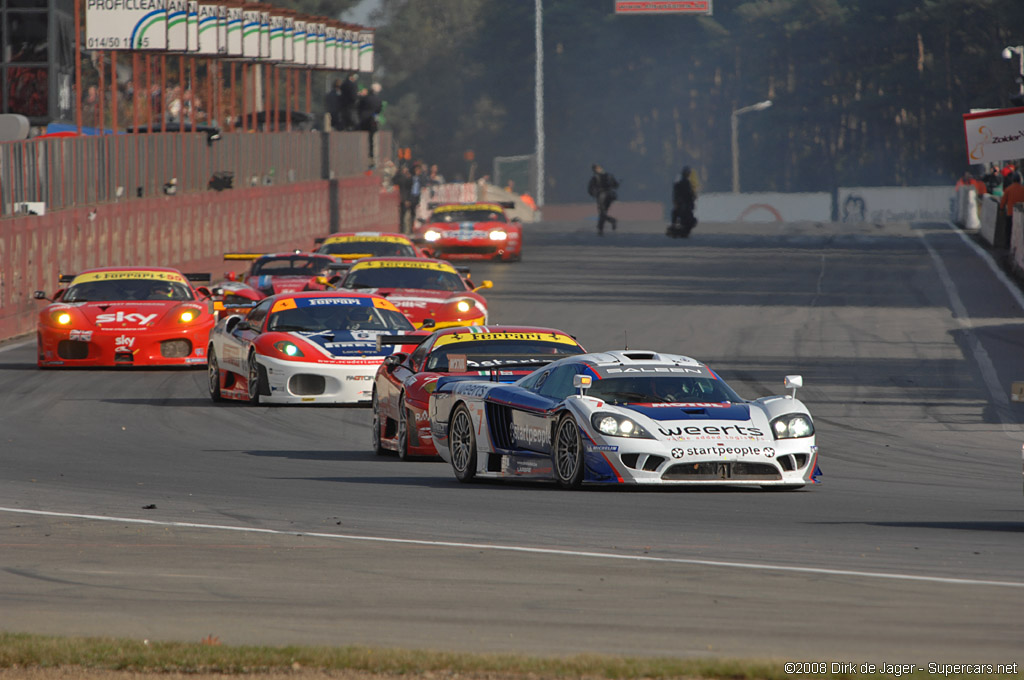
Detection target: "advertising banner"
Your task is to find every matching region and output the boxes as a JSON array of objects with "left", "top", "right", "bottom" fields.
[
  {"left": 269, "top": 13, "right": 286, "bottom": 62},
  {"left": 167, "top": 0, "right": 187, "bottom": 51},
  {"left": 86, "top": 0, "right": 168, "bottom": 50},
  {"left": 242, "top": 7, "right": 261, "bottom": 58},
  {"left": 292, "top": 19, "right": 307, "bottom": 65},
  {"left": 963, "top": 106, "right": 1024, "bottom": 165},
  {"left": 226, "top": 3, "right": 242, "bottom": 56},
  {"left": 260, "top": 9, "right": 270, "bottom": 59},
  {"left": 325, "top": 24, "right": 337, "bottom": 70},
  {"left": 216, "top": 4, "right": 227, "bottom": 55},
  {"left": 283, "top": 14, "right": 293, "bottom": 62},
  {"left": 196, "top": 2, "right": 219, "bottom": 55},
  {"left": 187, "top": 1, "right": 199, "bottom": 51},
  {"left": 358, "top": 29, "right": 373, "bottom": 73}
]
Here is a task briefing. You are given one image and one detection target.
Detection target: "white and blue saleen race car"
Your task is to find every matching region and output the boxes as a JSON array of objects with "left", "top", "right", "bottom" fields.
[{"left": 428, "top": 350, "right": 820, "bottom": 489}]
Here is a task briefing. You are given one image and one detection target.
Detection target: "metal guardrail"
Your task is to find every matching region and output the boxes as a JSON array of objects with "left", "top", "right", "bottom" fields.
[{"left": 0, "top": 129, "right": 391, "bottom": 217}]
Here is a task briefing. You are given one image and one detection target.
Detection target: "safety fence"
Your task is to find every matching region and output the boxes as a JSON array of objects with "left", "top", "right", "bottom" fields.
[
  {"left": 0, "top": 129, "right": 391, "bottom": 217},
  {"left": 0, "top": 174, "right": 399, "bottom": 341}
]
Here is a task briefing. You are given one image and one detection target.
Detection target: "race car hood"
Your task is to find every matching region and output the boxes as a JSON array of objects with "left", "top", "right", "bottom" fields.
[
  {"left": 622, "top": 402, "right": 751, "bottom": 421},
  {"left": 359, "top": 288, "right": 455, "bottom": 320},
  {"left": 618, "top": 402, "right": 773, "bottom": 442},
  {"left": 62, "top": 300, "right": 192, "bottom": 329},
  {"left": 247, "top": 275, "right": 317, "bottom": 295},
  {"left": 434, "top": 220, "right": 506, "bottom": 234},
  {"left": 283, "top": 329, "right": 399, "bottom": 358}
]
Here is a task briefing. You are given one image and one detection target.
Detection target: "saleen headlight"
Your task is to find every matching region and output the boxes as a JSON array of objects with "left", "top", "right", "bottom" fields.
[
  {"left": 488, "top": 229, "right": 508, "bottom": 241},
  {"left": 770, "top": 413, "right": 814, "bottom": 439},
  {"left": 273, "top": 340, "right": 305, "bottom": 358},
  {"left": 455, "top": 299, "right": 475, "bottom": 313},
  {"left": 591, "top": 413, "right": 653, "bottom": 439},
  {"left": 424, "top": 230, "right": 442, "bottom": 242},
  {"left": 54, "top": 312, "right": 73, "bottom": 325}
]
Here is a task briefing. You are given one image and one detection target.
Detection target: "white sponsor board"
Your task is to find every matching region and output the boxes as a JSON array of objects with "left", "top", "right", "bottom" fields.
[
  {"left": 358, "top": 29, "right": 374, "bottom": 73},
  {"left": 225, "top": 4, "right": 242, "bottom": 56},
  {"left": 216, "top": 4, "right": 227, "bottom": 55},
  {"left": 196, "top": 2, "right": 218, "bottom": 55},
  {"left": 86, "top": 0, "right": 168, "bottom": 51},
  {"left": 186, "top": 1, "right": 198, "bottom": 51},
  {"left": 325, "top": 25, "right": 337, "bottom": 69},
  {"left": 293, "top": 20, "right": 307, "bottom": 65},
  {"left": 269, "top": 14, "right": 286, "bottom": 62},
  {"left": 242, "top": 8, "right": 260, "bottom": 58},
  {"left": 963, "top": 106, "right": 1024, "bottom": 165},
  {"left": 260, "top": 10, "right": 270, "bottom": 59},
  {"left": 167, "top": 0, "right": 187, "bottom": 51},
  {"left": 614, "top": 0, "right": 712, "bottom": 14}
]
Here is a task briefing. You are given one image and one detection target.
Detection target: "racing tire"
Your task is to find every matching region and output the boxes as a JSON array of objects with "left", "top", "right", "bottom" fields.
[
  {"left": 449, "top": 404, "right": 478, "bottom": 483},
  {"left": 371, "top": 388, "right": 387, "bottom": 456},
  {"left": 208, "top": 348, "right": 224, "bottom": 402},
  {"left": 397, "top": 393, "right": 410, "bottom": 461},
  {"left": 246, "top": 351, "right": 264, "bottom": 405},
  {"left": 552, "top": 414, "right": 585, "bottom": 489}
]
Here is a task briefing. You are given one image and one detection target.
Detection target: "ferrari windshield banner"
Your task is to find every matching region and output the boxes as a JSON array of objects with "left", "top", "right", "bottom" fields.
[
  {"left": 72, "top": 271, "right": 187, "bottom": 284},
  {"left": 86, "top": 0, "right": 167, "bottom": 50},
  {"left": 352, "top": 261, "right": 456, "bottom": 273},
  {"left": 963, "top": 106, "right": 1024, "bottom": 165},
  {"left": 324, "top": 235, "right": 410, "bottom": 244}
]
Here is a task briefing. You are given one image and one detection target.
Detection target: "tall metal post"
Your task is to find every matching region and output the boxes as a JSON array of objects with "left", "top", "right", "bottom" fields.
[
  {"left": 535, "top": 0, "right": 544, "bottom": 208},
  {"left": 74, "top": 0, "right": 82, "bottom": 134}
]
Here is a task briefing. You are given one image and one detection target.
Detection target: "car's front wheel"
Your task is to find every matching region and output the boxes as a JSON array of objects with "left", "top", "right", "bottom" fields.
[
  {"left": 208, "top": 348, "right": 224, "bottom": 402},
  {"left": 371, "top": 388, "right": 387, "bottom": 455},
  {"left": 449, "top": 404, "right": 477, "bottom": 483},
  {"left": 552, "top": 414, "right": 585, "bottom": 489},
  {"left": 246, "top": 351, "right": 263, "bottom": 405}
]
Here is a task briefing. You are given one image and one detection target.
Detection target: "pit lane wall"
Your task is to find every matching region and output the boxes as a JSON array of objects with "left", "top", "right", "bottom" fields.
[{"left": 0, "top": 176, "right": 398, "bottom": 342}]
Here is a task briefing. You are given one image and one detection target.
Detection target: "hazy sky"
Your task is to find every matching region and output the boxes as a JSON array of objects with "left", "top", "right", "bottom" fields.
[{"left": 341, "top": 0, "right": 384, "bottom": 27}]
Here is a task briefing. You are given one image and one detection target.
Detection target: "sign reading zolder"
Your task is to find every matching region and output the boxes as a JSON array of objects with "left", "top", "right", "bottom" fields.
[
  {"left": 963, "top": 106, "right": 1024, "bottom": 165},
  {"left": 86, "top": 0, "right": 168, "bottom": 50}
]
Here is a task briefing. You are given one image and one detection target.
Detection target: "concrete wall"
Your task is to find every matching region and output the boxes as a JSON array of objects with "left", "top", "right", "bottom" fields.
[{"left": 0, "top": 176, "right": 398, "bottom": 341}]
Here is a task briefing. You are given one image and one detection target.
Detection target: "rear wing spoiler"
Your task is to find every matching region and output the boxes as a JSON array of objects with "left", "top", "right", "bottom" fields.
[
  {"left": 58, "top": 274, "right": 75, "bottom": 284},
  {"left": 185, "top": 273, "right": 211, "bottom": 283},
  {"left": 223, "top": 253, "right": 264, "bottom": 261},
  {"left": 376, "top": 334, "right": 430, "bottom": 352},
  {"left": 326, "top": 262, "right": 352, "bottom": 272},
  {"left": 497, "top": 201, "right": 516, "bottom": 209},
  {"left": 313, "top": 237, "right": 327, "bottom": 246}
]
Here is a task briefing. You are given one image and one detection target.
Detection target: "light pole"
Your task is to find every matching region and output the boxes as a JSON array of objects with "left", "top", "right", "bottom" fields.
[
  {"left": 535, "top": 0, "right": 544, "bottom": 208},
  {"left": 1002, "top": 45, "right": 1024, "bottom": 95},
  {"left": 731, "top": 99, "right": 772, "bottom": 193}
]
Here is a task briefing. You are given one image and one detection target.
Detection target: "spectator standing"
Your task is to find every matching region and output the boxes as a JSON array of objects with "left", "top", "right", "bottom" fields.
[
  {"left": 669, "top": 166, "right": 697, "bottom": 237},
  {"left": 428, "top": 164, "right": 445, "bottom": 185},
  {"left": 357, "top": 83, "right": 383, "bottom": 161},
  {"left": 587, "top": 163, "right": 619, "bottom": 235},
  {"left": 339, "top": 73, "right": 359, "bottom": 131},
  {"left": 999, "top": 172, "right": 1024, "bottom": 220},
  {"left": 392, "top": 164, "right": 414, "bottom": 233},
  {"left": 325, "top": 79, "right": 344, "bottom": 131}
]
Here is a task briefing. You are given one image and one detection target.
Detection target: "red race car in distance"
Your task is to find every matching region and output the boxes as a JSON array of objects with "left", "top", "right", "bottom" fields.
[
  {"left": 331, "top": 257, "right": 492, "bottom": 330},
  {"left": 371, "top": 325, "right": 586, "bottom": 458},
  {"left": 222, "top": 252, "right": 335, "bottom": 297},
  {"left": 314, "top": 232, "right": 425, "bottom": 262},
  {"left": 417, "top": 202, "right": 522, "bottom": 262},
  {"left": 34, "top": 266, "right": 215, "bottom": 368}
]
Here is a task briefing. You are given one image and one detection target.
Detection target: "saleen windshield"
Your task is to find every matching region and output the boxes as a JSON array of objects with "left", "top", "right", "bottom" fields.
[{"left": 587, "top": 376, "right": 743, "bottom": 405}]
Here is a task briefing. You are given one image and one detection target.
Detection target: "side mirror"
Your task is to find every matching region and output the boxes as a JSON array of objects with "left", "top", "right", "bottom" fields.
[
  {"left": 316, "top": 276, "right": 329, "bottom": 286},
  {"left": 235, "top": 320, "right": 252, "bottom": 332},
  {"left": 384, "top": 353, "right": 405, "bottom": 370},
  {"left": 226, "top": 271, "right": 238, "bottom": 282},
  {"left": 194, "top": 286, "right": 213, "bottom": 300},
  {"left": 421, "top": 318, "right": 436, "bottom": 329},
  {"left": 784, "top": 375, "right": 803, "bottom": 398},
  {"left": 33, "top": 290, "right": 48, "bottom": 300},
  {"left": 474, "top": 280, "right": 494, "bottom": 291},
  {"left": 211, "top": 286, "right": 224, "bottom": 296}
]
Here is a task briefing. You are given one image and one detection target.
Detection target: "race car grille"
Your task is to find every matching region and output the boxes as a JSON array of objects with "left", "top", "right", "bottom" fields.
[
  {"left": 437, "top": 245, "right": 498, "bottom": 255},
  {"left": 777, "top": 453, "right": 810, "bottom": 471},
  {"left": 57, "top": 340, "right": 89, "bottom": 360},
  {"left": 160, "top": 339, "right": 192, "bottom": 358},
  {"left": 486, "top": 403, "right": 515, "bottom": 450},
  {"left": 289, "top": 374, "right": 326, "bottom": 396},
  {"left": 620, "top": 453, "right": 667, "bottom": 472},
  {"left": 662, "top": 462, "right": 781, "bottom": 481}
]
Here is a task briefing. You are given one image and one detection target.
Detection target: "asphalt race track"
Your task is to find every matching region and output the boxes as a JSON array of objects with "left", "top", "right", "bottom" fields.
[{"left": 1, "top": 218, "right": 1023, "bottom": 664}]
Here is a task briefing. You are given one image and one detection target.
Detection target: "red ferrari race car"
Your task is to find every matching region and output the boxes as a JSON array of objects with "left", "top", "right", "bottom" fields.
[
  {"left": 222, "top": 252, "right": 335, "bottom": 296},
  {"left": 314, "top": 232, "right": 424, "bottom": 262},
  {"left": 34, "top": 267, "right": 215, "bottom": 368},
  {"left": 207, "top": 291, "right": 421, "bottom": 405},
  {"left": 417, "top": 202, "right": 522, "bottom": 262},
  {"left": 331, "top": 257, "right": 492, "bottom": 330},
  {"left": 371, "top": 326, "right": 587, "bottom": 458},
  {"left": 210, "top": 280, "right": 265, "bottom": 320}
]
